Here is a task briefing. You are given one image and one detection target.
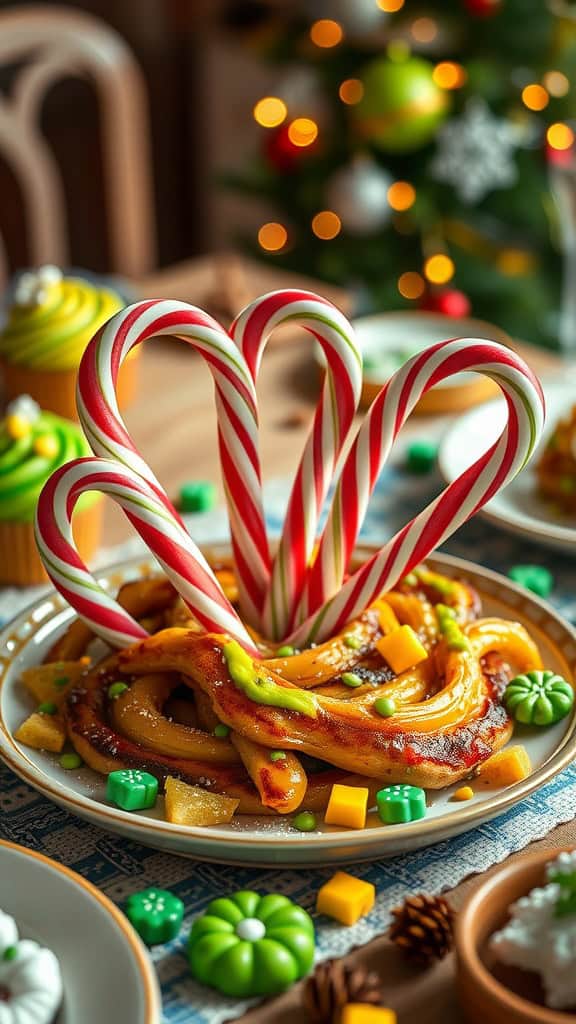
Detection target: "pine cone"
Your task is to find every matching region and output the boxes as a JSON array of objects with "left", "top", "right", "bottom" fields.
[
  {"left": 389, "top": 894, "right": 454, "bottom": 965},
  {"left": 303, "top": 958, "right": 382, "bottom": 1023}
]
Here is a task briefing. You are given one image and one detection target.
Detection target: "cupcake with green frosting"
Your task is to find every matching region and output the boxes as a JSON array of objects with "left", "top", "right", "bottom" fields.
[
  {"left": 0, "top": 266, "right": 136, "bottom": 419},
  {"left": 0, "top": 395, "right": 102, "bottom": 585}
]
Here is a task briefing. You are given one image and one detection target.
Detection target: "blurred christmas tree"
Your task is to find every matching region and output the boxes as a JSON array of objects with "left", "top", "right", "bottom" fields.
[{"left": 223, "top": 0, "right": 576, "bottom": 346}]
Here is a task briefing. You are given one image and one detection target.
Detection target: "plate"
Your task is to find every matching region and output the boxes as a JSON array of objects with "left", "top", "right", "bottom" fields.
[
  {"left": 314, "top": 312, "right": 513, "bottom": 413},
  {"left": 1, "top": 549, "right": 575, "bottom": 867},
  {"left": 0, "top": 839, "right": 161, "bottom": 1023},
  {"left": 439, "top": 377, "right": 576, "bottom": 554}
]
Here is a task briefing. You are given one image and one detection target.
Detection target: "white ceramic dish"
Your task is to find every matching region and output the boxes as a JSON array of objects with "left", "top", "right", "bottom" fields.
[
  {"left": 0, "top": 550, "right": 575, "bottom": 867},
  {"left": 0, "top": 839, "right": 161, "bottom": 1023},
  {"left": 315, "top": 311, "right": 513, "bottom": 413},
  {"left": 439, "top": 377, "right": 576, "bottom": 554}
]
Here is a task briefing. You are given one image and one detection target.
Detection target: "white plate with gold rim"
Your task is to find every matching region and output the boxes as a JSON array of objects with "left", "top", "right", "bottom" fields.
[
  {"left": 0, "top": 839, "right": 161, "bottom": 1023},
  {"left": 0, "top": 548, "right": 575, "bottom": 867},
  {"left": 439, "top": 377, "right": 576, "bottom": 553}
]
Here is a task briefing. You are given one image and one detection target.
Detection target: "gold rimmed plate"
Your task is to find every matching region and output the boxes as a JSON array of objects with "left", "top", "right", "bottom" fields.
[
  {"left": 0, "top": 839, "right": 161, "bottom": 1022},
  {"left": 0, "top": 548, "right": 575, "bottom": 866}
]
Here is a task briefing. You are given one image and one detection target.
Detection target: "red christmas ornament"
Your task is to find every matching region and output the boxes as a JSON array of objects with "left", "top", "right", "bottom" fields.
[
  {"left": 420, "top": 289, "right": 471, "bottom": 318},
  {"left": 464, "top": 0, "right": 501, "bottom": 15},
  {"left": 264, "top": 124, "right": 320, "bottom": 172}
]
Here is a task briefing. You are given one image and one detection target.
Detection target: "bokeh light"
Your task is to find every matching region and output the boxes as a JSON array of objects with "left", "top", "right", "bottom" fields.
[
  {"left": 398, "top": 272, "right": 425, "bottom": 299},
  {"left": 433, "top": 62, "right": 467, "bottom": 90},
  {"left": 387, "top": 181, "right": 416, "bottom": 211},
  {"left": 497, "top": 248, "right": 534, "bottom": 276},
  {"left": 258, "top": 223, "right": 288, "bottom": 252},
  {"left": 377, "top": 0, "right": 405, "bottom": 10},
  {"left": 310, "top": 19, "right": 343, "bottom": 48},
  {"left": 424, "top": 254, "right": 455, "bottom": 285},
  {"left": 253, "top": 96, "right": 288, "bottom": 128},
  {"left": 547, "top": 122, "right": 575, "bottom": 150},
  {"left": 411, "top": 17, "right": 437, "bottom": 43},
  {"left": 543, "top": 71, "right": 569, "bottom": 98},
  {"left": 339, "top": 78, "right": 364, "bottom": 105},
  {"left": 312, "top": 211, "right": 342, "bottom": 240},
  {"left": 521, "top": 84, "right": 549, "bottom": 111},
  {"left": 287, "top": 118, "right": 319, "bottom": 147}
]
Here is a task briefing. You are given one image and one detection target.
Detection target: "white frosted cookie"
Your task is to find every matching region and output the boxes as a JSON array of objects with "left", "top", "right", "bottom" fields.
[
  {"left": 0, "top": 909, "right": 63, "bottom": 1024},
  {"left": 491, "top": 851, "right": 576, "bottom": 1010}
]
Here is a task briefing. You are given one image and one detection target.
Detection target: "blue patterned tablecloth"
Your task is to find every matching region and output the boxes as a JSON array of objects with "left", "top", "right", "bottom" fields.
[{"left": 1, "top": 463, "right": 575, "bottom": 1024}]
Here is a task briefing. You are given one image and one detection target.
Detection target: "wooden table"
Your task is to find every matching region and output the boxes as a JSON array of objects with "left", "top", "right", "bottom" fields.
[{"left": 120, "top": 260, "right": 567, "bottom": 1023}]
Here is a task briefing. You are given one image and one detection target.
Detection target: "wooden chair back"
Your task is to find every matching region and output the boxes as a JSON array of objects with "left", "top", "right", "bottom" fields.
[{"left": 0, "top": 4, "right": 155, "bottom": 288}]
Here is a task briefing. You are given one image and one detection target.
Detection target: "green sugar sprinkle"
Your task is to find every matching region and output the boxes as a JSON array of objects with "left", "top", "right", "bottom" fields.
[
  {"left": 213, "top": 724, "right": 230, "bottom": 738},
  {"left": 54, "top": 676, "right": 70, "bottom": 688},
  {"left": 108, "top": 682, "right": 129, "bottom": 700},
  {"left": 343, "top": 634, "right": 362, "bottom": 650},
  {"left": 270, "top": 751, "right": 287, "bottom": 762},
  {"left": 292, "top": 811, "right": 317, "bottom": 832},
  {"left": 374, "top": 697, "right": 396, "bottom": 717},
  {"left": 276, "top": 645, "right": 295, "bottom": 657},
  {"left": 37, "top": 701, "right": 57, "bottom": 715},
  {"left": 341, "top": 672, "right": 363, "bottom": 688},
  {"left": 60, "top": 752, "right": 83, "bottom": 770}
]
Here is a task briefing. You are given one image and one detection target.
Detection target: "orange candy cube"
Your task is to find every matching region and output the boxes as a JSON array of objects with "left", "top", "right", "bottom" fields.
[{"left": 375, "top": 625, "right": 428, "bottom": 675}]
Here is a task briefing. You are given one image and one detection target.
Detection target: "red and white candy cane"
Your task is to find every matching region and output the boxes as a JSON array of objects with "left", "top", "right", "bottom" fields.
[
  {"left": 287, "top": 338, "right": 545, "bottom": 646},
  {"left": 231, "top": 290, "right": 362, "bottom": 641},
  {"left": 35, "top": 458, "right": 259, "bottom": 654},
  {"left": 76, "top": 300, "right": 269, "bottom": 628}
]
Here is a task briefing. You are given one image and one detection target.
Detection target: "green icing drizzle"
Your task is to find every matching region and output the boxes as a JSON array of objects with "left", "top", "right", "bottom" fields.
[
  {"left": 435, "top": 604, "right": 470, "bottom": 652},
  {"left": 223, "top": 640, "right": 317, "bottom": 718},
  {"left": 415, "top": 568, "right": 455, "bottom": 598},
  {"left": 0, "top": 411, "right": 98, "bottom": 522}
]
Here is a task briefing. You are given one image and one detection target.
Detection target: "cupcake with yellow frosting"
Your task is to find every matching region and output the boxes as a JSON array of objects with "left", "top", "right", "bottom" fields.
[
  {"left": 0, "top": 266, "right": 137, "bottom": 419},
  {"left": 0, "top": 395, "right": 102, "bottom": 584}
]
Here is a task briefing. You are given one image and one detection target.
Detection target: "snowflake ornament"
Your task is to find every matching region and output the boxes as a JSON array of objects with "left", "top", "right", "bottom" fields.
[{"left": 430, "top": 100, "right": 519, "bottom": 204}]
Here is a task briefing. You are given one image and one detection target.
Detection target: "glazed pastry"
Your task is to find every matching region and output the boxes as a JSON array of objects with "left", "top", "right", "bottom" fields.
[
  {"left": 491, "top": 850, "right": 576, "bottom": 1009},
  {"left": 536, "top": 404, "right": 576, "bottom": 515},
  {"left": 0, "top": 266, "right": 134, "bottom": 419},
  {"left": 0, "top": 908, "right": 63, "bottom": 1023},
  {"left": 0, "top": 395, "right": 102, "bottom": 584}
]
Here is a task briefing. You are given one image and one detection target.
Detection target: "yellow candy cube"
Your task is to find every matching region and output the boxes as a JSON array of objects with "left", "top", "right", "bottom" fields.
[
  {"left": 316, "top": 871, "right": 375, "bottom": 926},
  {"left": 164, "top": 776, "right": 239, "bottom": 826},
  {"left": 452, "top": 785, "right": 474, "bottom": 802},
  {"left": 324, "top": 784, "right": 369, "bottom": 829},
  {"left": 341, "top": 1007, "right": 397, "bottom": 1024},
  {"left": 476, "top": 745, "right": 531, "bottom": 788},
  {"left": 14, "top": 712, "right": 66, "bottom": 753},
  {"left": 375, "top": 625, "right": 427, "bottom": 675}
]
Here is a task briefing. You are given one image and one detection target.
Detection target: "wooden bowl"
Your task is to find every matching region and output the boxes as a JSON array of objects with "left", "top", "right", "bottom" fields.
[{"left": 455, "top": 846, "right": 576, "bottom": 1024}]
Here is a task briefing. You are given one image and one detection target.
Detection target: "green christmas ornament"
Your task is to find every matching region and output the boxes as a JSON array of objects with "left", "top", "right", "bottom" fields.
[
  {"left": 352, "top": 56, "right": 449, "bottom": 153},
  {"left": 188, "top": 890, "right": 315, "bottom": 997},
  {"left": 503, "top": 671, "right": 574, "bottom": 726}
]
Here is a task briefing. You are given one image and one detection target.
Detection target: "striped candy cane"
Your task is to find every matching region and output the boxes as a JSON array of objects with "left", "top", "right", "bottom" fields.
[
  {"left": 287, "top": 338, "right": 545, "bottom": 646},
  {"left": 76, "top": 300, "right": 269, "bottom": 628},
  {"left": 231, "top": 290, "right": 362, "bottom": 640},
  {"left": 35, "top": 458, "right": 259, "bottom": 653}
]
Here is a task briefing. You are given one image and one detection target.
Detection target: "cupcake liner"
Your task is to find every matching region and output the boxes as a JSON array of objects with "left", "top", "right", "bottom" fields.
[
  {"left": 0, "top": 500, "right": 103, "bottom": 586},
  {"left": 1, "top": 348, "right": 141, "bottom": 420}
]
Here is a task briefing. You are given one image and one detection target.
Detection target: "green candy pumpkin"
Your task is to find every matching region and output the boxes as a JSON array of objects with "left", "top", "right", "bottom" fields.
[
  {"left": 504, "top": 671, "right": 574, "bottom": 726},
  {"left": 188, "top": 890, "right": 315, "bottom": 998}
]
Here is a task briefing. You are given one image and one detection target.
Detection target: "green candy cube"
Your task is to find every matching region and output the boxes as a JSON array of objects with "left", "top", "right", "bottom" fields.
[
  {"left": 179, "top": 480, "right": 217, "bottom": 513},
  {"left": 406, "top": 440, "right": 438, "bottom": 475},
  {"left": 106, "top": 769, "right": 158, "bottom": 811},
  {"left": 125, "top": 888, "right": 184, "bottom": 945},
  {"left": 376, "top": 784, "right": 427, "bottom": 825}
]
